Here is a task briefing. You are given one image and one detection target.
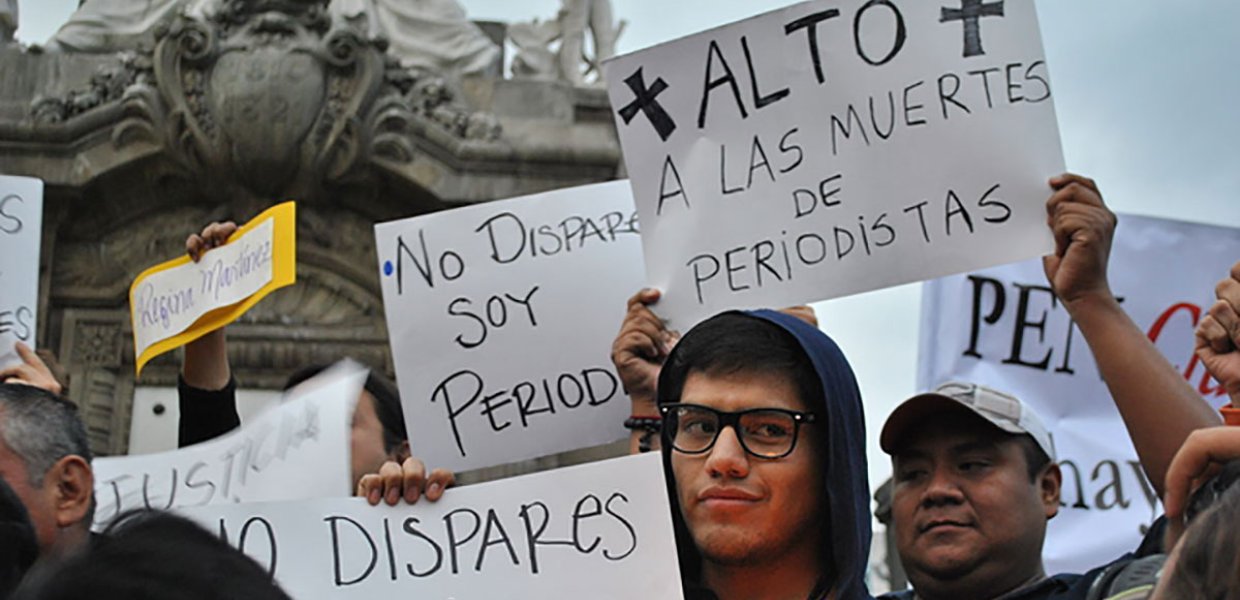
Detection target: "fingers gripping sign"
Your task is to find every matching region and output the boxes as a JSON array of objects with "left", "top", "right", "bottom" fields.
[
  {"left": 357, "top": 457, "right": 456, "bottom": 507},
  {"left": 186, "top": 221, "right": 240, "bottom": 263},
  {"left": 611, "top": 288, "right": 679, "bottom": 403},
  {"left": 0, "top": 341, "right": 63, "bottom": 394}
]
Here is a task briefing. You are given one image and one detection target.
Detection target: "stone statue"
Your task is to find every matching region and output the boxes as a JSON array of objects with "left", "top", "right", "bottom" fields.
[
  {"left": 44, "top": 0, "right": 212, "bottom": 52},
  {"left": 330, "top": 0, "right": 500, "bottom": 77},
  {"left": 558, "top": 0, "right": 618, "bottom": 86},
  {"left": 1, "top": 0, "right": 18, "bottom": 44},
  {"left": 508, "top": 17, "right": 559, "bottom": 81},
  {"left": 44, "top": 0, "right": 500, "bottom": 78},
  {"left": 510, "top": 0, "right": 623, "bottom": 86}
]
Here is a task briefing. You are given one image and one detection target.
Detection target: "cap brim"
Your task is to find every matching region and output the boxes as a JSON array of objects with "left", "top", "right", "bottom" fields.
[{"left": 879, "top": 392, "right": 1026, "bottom": 454}]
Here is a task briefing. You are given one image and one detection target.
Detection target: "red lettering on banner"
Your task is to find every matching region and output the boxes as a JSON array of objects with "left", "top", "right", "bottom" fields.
[{"left": 1146, "top": 302, "right": 1225, "bottom": 398}]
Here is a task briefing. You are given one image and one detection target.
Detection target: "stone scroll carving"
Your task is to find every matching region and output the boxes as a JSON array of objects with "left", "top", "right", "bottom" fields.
[{"left": 32, "top": 0, "right": 501, "bottom": 203}]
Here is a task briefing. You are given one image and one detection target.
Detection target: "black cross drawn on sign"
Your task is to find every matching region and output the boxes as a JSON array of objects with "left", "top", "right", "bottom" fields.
[
  {"left": 618, "top": 67, "right": 677, "bottom": 142},
  {"left": 941, "top": 0, "right": 1005, "bottom": 57}
]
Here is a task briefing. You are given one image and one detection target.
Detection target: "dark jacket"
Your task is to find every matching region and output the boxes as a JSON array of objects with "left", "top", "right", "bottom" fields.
[{"left": 177, "top": 376, "right": 239, "bottom": 448}]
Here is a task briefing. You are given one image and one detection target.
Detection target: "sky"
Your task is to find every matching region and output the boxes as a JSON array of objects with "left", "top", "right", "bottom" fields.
[{"left": 14, "top": 1, "right": 1240, "bottom": 488}]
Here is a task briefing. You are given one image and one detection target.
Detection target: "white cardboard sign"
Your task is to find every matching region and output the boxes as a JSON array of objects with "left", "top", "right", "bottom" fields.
[
  {"left": 0, "top": 176, "right": 43, "bottom": 369},
  {"left": 605, "top": 0, "right": 1063, "bottom": 327},
  {"left": 92, "top": 364, "right": 366, "bottom": 529},
  {"left": 179, "top": 453, "right": 683, "bottom": 600},
  {"left": 918, "top": 214, "right": 1240, "bottom": 574},
  {"left": 374, "top": 181, "right": 645, "bottom": 472}
]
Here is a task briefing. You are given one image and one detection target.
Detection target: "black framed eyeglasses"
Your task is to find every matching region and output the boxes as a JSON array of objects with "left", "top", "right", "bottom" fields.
[{"left": 659, "top": 403, "right": 817, "bottom": 459}]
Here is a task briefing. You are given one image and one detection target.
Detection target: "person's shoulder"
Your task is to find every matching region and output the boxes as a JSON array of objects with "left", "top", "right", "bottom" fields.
[{"left": 1039, "top": 553, "right": 1165, "bottom": 600}]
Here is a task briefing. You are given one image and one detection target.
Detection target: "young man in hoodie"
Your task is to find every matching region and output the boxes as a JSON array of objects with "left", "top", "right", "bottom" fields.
[{"left": 645, "top": 310, "right": 873, "bottom": 600}]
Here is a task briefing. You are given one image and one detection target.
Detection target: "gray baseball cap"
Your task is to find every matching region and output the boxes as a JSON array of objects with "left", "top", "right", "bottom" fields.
[{"left": 880, "top": 381, "right": 1056, "bottom": 461}]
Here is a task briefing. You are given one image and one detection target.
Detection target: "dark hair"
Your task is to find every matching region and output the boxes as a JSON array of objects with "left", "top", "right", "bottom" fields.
[
  {"left": 657, "top": 312, "right": 823, "bottom": 412},
  {"left": 283, "top": 364, "right": 406, "bottom": 453},
  {"left": 0, "top": 384, "right": 96, "bottom": 525},
  {"left": 12, "top": 510, "right": 293, "bottom": 600},
  {"left": 1158, "top": 461, "right": 1240, "bottom": 600}
]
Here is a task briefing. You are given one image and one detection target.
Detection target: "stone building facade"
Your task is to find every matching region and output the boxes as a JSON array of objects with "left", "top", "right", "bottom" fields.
[{"left": 0, "top": 1, "right": 622, "bottom": 462}]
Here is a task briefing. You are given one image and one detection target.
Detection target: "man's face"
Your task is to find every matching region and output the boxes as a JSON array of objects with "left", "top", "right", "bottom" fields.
[
  {"left": 670, "top": 370, "right": 823, "bottom": 567},
  {"left": 0, "top": 431, "right": 57, "bottom": 552},
  {"left": 350, "top": 391, "right": 390, "bottom": 487},
  {"left": 891, "top": 412, "right": 1057, "bottom": 597}
]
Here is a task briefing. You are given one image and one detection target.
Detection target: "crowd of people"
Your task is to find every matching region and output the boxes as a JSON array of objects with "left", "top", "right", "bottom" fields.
[{"left": 1, "top": 174, "right": 1239, "bottom": 600}]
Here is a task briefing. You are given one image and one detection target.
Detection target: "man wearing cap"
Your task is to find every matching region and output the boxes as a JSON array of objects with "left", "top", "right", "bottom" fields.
[{"left": 878, "top": 175, "right": 1220, "bottom": 599}]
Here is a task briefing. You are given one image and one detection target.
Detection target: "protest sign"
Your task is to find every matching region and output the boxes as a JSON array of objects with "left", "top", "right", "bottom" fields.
[
  {"left": 918, "top": 214, "right": 1240, "bottom": 574},
  {"left": 92, "top": 362, "right": 365, "bottom": 530},
  {"left": 605, "top": 0, "right": 1063, "bottom": 326},
  {"left": 179, "top": 453, "right": 682, "bottom": 600},
  {"left": 0, "top": 176, "right": 43, "bottom": 370},
  {"left": 374, "top": 181, "right": 644, "bottom": 472},
  {"left": 129, "top": 201, "right": 296, "bottom": 375}
]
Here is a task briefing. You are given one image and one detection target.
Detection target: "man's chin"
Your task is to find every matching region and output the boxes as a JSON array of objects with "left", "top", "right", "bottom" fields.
[
  {"left": 910, "top": 552, "right": 983, "bottom": 582},
  {"left": 692, "top": 528, "right": 769, "bottom": 566}
]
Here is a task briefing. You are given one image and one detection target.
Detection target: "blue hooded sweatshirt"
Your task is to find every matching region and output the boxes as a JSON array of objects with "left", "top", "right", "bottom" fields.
[{"left": 656, "top": 309, "right": 873, "bottom": 600}]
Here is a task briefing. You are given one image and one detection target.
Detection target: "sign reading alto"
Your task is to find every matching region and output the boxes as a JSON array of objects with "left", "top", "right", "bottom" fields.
[
  {"left": 129, "top": 202, "right": 296, "bottom": 375},
  {"left": 918, "top": 214, "right": 1240, "bottom": 575},
  {"left": 179, "top": 454, "right": 683, "bottom": 600},
  {"left": 604, "top": 0, "right": 1063, "bottom": 326},
  {"left": 92, "top": 362, "right": 365, "bottom": 530},
  {"left": 374, "top": 181, "right": 644, "bottom": 472},
  {"left": 0, "top": 176, "right": 43, "bottom": 370}
]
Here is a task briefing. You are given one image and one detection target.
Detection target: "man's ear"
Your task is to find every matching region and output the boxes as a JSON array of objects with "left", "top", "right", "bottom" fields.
[
  {"left": 1039, "top": 463, "right": 1062, "bottom": 520},
  {"left": 389, "top": 440, "right": 411, "bottom": 465},
  {"left": 49, "top": 455, "right": 93, "bottom": 528}
]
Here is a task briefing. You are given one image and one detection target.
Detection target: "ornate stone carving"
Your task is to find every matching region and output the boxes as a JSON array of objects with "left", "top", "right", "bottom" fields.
[
  {"left": 31, "top": 52, "right": 157, "bottom": 125},
  {"left": 30, "top": 0, "right": 503, "bottom": 202},
  {"left": 71, "top": 321, "right": 125, "bottom": 368}
]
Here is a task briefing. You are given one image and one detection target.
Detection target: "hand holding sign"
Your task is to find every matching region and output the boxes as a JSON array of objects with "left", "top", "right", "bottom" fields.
[
  {"left": 0, "top": 342, "right": 63, "bottom": 394},
  {"left": 356, "top": 456, "right": 456, "bottom": 506},
  {"left": 129, "top": 202, "right": 296, "bottom": 375},
  {"left": 610, "top": 288, "right": 678, "bottom": 404}
]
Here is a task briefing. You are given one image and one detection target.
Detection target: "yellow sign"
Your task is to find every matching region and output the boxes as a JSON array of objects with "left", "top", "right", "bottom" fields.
[{"left": 129, "top": 202, "right": 296, "bottom": 376}]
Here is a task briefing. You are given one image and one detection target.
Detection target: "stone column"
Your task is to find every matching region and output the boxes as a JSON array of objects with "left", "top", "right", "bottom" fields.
[{"left": 59, "top": 308, "right": 134, "bottom": 457}]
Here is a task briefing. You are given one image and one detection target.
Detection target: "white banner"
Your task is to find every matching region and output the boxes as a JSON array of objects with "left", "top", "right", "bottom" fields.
[
  {"left": 374, "top": 181, "right": 644, "bottom": 472},
  {"left": 918, "top": 214, "right": 1240, "bottom": 574},
  {"left": 605, "top": 0, "right": 1062, "bottom": 327},
  {"left": 0, "top": 175, "right": 43, "bottom": 369},
  {"left": 179, "top": 453, "right": 683, "bottom": 600},
  {"left": 92, "top": 363, "right": 365, "bottom": 529}
]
